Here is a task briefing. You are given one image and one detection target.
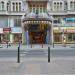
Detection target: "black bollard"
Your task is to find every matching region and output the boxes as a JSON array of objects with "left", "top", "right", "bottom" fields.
[
  {"left": 17, "top": 47, "right": 20, "bottom": 63},
  {"left": 53, "top": 42, "right": 54, "bottom": 48},
  {"left": 7, "top": 41, "right": 8, "bottom": 48},
  {"left": 48, "top": 47, "right": 50, "bottom": 63},
  {"left": 19, "top": 42, "right": 20, "bottom": 48}
]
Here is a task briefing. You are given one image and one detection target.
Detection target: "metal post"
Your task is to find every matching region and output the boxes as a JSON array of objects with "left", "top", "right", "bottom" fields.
[
  {"left": 31, "top": 40, "right": 32, "bottom": 48},
  {"left": 17, "top": 47, "right": 20, "bottom": 63},
  {"left": 48, "top": 47, "right": 50, "bottom": 63},
  {"left": 7, "top": 41, "right": 8, "bottom": 48},
  {"left": 53, "top": 42, "right": 54, "bottom": 48},
  {"left": 19, "top": 42, "right": 20, "bottom": 48},
  {"left": 42, "top": 34, "right": 43, "bottom": 48},
  {"left": 42, "top": 42, "right": 43, "bottom": 48}
]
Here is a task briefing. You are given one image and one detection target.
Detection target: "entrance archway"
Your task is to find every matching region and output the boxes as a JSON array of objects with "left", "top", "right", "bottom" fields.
[
  {"left": 21, "top": 13, "right": 52, "bottom": 45},
  {"left": 28, "top": 23, "right": 50, "bottom": 44}
]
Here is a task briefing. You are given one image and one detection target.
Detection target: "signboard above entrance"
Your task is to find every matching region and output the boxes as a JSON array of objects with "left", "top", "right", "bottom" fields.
[{"left": 3, "top": 28, "right": 11, "bottom": 33}]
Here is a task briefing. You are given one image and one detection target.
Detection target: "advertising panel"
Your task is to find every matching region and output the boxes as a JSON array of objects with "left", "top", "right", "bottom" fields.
[{"left": 11, "top": 28, "right": 22, "bottom": 33}]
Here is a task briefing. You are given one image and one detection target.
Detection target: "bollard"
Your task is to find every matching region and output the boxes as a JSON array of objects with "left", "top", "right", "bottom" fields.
[
  {"left": 53, "top": 42, "right": 54, "bottom": 48},
  {"left": 42, "top": 43, "right": 43, "bottom": 48},
  {"left": 17, "top": 47, "right": 20, "bottom": 63},
  {"left": 31, "top": 42, "right": 32, "bottom": 48},
  {"left": 7, "top": 41, "right": 8, "bottom": 48},
  {"left": 19, "top": 42, "right": 20, "bottom": 48},
  {"left": 48, "top": 47, "right": 50, "bottom": 63}
]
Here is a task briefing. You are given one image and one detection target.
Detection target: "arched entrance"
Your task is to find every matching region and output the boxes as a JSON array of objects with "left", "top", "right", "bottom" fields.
[
  {"left": 28, "top": 23, "right": 50, "bottom": 44},
  {"left": 21, "top": 13, "right": 52, "bottom": 45}
]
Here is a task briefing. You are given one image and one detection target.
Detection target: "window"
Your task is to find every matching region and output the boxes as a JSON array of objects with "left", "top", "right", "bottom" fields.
[
  {"left": 19, "top": 3, "right": 21, "bottom": 11},
  {"left": 12, "top": 3, "right": 15, "bottom": 11},
  {"left": 54, "top": 2, "right": 63, "bottom": 11},
  {"left": 60, "top": 2, "right": 62, "bottom": 10},
  {"left": 54, "top": 2, "right": 56, "bottom": 10},
  {"left": 7, "top": 3, "right": 9, "bottom": 11},
  {"left": 16, "top": 3, "right": 18, "bottom": 11},
  {"left": 74, "top": 2, "right": 75, "bottom": 9},
  {"left": 53, "top": 19, "right": 61, "bottom": 24},
  {"left": 1, "top": 1, "right": 4, "bottom": 10},
  {"left": 33, "top": 8, "right": 35, "bottom": 13},
  {"left": 40, "top": 7, "right": 42, "bottom": 13},
  {"left": 0, "top": 18, "right": 8, "bottom": 27},
  {"left": 14, "top": 19, "right": 21, "bottom": 27},
  {"left": 43, "top": 7, "right": 46, "bottom": 12},
  {"left": 68, "top": 34, "right": 73, "bottom": 41},
  {"left": 70, "top": 1, "right": 74, "bottom": 10},
  {"left": 54, "top": 33, "right": 62, "bottom": 42},
  {"left": 57, "top": 2, "right": 59, "bottom": 10}
]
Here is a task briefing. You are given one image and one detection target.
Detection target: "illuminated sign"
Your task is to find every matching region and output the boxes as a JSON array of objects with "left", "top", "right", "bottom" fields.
[{"left": 64, "top": 18, "right": 75, "bottom": 21}]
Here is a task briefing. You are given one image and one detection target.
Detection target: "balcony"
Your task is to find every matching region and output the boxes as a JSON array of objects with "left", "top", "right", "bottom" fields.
[
  {"left": 0, "top": 10, "right": 26, "bottom": 15},
  {"left": 0, "top": 10, "right": 7, "bottom": 15},
  {"left": 7, "top": 11, "right": 25, "bottom": 15},
  {"left": 48, "top": 10, "right": 67, "bottom": 15},
  {"left": 67, "top": 10, "right": 75, "bottom": 15}
]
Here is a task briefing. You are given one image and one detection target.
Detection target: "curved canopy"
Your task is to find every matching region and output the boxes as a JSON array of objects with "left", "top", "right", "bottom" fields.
[
  {"left": 38, "top": 12, "right": 49, "bottom": 18},
  {"left": 26, "top": 12, "right": 36, "bottom": 18},
  {"left": 22, "top": 12, "right": 52, "bottom": 23}
]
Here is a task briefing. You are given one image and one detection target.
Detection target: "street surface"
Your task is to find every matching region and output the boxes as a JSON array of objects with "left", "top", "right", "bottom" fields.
[{"left": 0, "top": 44, "right": 75, "bottom": 75}]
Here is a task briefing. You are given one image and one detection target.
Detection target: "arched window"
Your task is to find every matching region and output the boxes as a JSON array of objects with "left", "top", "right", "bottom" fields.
[
  {"left": 19, "top": 3, "right": 21, "bottom": 11},
  {"left": 54, "top": 2, "right": 56, "bottom": 11},
  {"left": 7, "top": 3, "right": 9, "bottom": 11},
  {"left": 1, "top": 1, "right": 4, "bottom": 10},
  {"left": 16, "top": 3, "right": 18, "bottom": 11},
  {"left": 70, "top": 1, "right": 73, "bottom": 10},
  {"left": 12, "top": 3, "right": 15, "bottom": 11},
  {"left": 57, "top": 2, "right": 59, "bottom": 10}
]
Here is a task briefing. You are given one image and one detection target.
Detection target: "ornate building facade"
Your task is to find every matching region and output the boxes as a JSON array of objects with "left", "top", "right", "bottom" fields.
[{"left": 0, "top": 0, "right": 75, "bottom": 44}]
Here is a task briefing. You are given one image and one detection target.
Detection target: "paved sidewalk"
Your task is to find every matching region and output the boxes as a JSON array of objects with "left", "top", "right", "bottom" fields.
[
  {"left": 0, "top": 57, "right": 75, "bottom": 75},
  {"left": 0, "top": 44, "right": 74, "bottom": 51},
  {"left": 0, "top": 44, "right": 75, "bottom": 75}
]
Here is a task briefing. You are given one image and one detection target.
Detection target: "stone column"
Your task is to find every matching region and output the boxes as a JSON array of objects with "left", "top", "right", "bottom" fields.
[
  {"left": 22, "top": 23, "right": 26, "bottom": 45},
  {"left": 22, "top": 22, "right": 29, "bottom": 45},
  {"left": 10, "top": 34, "right": 13, "bottom": 43},
  {"left": 51, "top": 22, "right": 53, "bottom": 45},
  {"left": 46, "top": 24, "right": 50, "bottom": 44}
]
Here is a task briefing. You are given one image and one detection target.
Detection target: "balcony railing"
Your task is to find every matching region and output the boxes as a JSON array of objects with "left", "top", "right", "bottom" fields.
[
  {"left": 67, "top": 10, "right": 75, "bottom": 14},
  {"left": 48, "top": 10, "right": 67, "bottom": 15},
  {"left": 0, "top": 10, "right": 7, "bottom": 15},
  {"left": 0, "top": 10, "right": 26, "bottom": 15}
]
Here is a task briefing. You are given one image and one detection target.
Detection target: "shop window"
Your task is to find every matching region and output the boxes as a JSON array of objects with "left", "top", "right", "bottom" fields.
[
  {"left": 73, "top": 34, "right": 75, "bottom": 41},
  {"left": 14, "top": 34, "right": 22, "bottom": 43},
  {"left": 68, "top": 34, "right": 72, "bottom": 41},
  {"left": 54, "top": 33, "right": 61, "bottom": 42}
]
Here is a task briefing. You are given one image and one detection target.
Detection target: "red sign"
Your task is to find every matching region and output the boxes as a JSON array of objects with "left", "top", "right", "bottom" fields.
[{"left": 3, "top": 28, "right": 11, "bottom": 33}]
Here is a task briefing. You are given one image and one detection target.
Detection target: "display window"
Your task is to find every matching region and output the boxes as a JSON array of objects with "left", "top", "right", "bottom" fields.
[
  {"left": 13, "top": 34, "right": 22, "bottom": 43},
  {"left": 54, "top": 33, "right": 62, "bottom": 43}
]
